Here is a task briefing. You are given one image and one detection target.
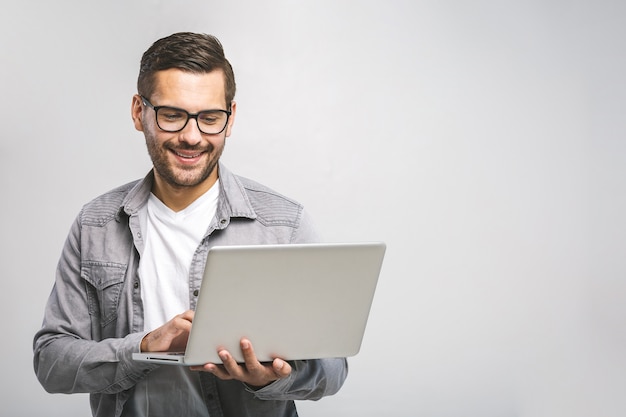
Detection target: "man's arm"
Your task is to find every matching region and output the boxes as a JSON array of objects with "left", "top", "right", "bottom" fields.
[
  {"left": 189, "top": 205, "right": 349, "bottom": 399},
  {"left": 192, "top": 338, "right": 348, "bottom": 401},
  {"left": 33, "top": 215, "right": 157, "bottom": 394}
]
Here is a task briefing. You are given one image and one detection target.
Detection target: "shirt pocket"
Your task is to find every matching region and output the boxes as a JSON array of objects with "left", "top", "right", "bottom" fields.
[{"left": 81, "top": 261, "right": 128, "bottom": 327}]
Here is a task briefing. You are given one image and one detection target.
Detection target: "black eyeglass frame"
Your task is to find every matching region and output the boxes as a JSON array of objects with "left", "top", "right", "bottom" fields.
[{"left": 140, "top": 95, "right": 232, "bottom": 135}]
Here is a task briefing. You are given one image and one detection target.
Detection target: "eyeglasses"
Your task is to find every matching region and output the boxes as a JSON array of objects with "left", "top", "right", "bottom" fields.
[{"left": 141, "top": 96, "right": 232, "bottom": 135}]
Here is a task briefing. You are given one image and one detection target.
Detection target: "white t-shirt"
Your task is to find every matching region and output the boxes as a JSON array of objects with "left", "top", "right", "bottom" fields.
[
  {"left": 128, "top": 184, "right": 219, "bottom": 417},
  {"left": 138, "top": 181, "right": 219, "bottom": 331}
]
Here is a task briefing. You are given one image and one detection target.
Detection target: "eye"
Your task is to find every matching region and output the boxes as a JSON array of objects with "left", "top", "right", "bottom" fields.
[
  {"left": 198, "top": 112, "right": 224, "bottom": 125},
  {"left": 159, "top": 108, "right": 186, "bottom": 121}
]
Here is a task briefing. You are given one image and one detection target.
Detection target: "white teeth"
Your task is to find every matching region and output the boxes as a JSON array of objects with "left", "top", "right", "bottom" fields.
[{"left": 175, "top": 151, "right": 202, "bottom": 159}]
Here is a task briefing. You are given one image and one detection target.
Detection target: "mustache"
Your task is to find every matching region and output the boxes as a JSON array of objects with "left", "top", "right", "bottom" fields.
[{"left": 168, "top": 142, "right": 213, "bottom": 152}]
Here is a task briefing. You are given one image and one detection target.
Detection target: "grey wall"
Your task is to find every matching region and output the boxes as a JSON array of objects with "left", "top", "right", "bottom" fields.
[{"left": 1, "top": 1, "right": 624, "bottom": 416}]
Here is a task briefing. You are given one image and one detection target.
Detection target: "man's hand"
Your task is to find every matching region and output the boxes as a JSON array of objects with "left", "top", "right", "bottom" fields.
[
  {"left": 140, "top": 310, "right": 194, "bottom": 352},
  {"left": 190, "top": 338, "right": 292, "bottom": 388}
]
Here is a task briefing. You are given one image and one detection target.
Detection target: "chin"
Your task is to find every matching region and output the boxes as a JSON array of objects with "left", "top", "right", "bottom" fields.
[{"left": 171, "top": 168, "right": 216, "bottom": 188}]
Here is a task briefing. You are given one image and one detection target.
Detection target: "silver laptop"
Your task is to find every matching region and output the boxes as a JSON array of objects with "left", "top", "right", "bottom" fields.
[{"left": 132, "top": 242, "right": 386, "bottom": 365}]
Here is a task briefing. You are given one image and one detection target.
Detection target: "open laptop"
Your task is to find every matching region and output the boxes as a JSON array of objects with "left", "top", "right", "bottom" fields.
[{"left": 132, "top": 242, "right": 386, "bottom": 365}]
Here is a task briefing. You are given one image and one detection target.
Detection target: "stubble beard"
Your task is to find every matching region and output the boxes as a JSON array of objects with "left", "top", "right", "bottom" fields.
[{"left": 146, "top": 135, "right": 224, "bottom": 189}]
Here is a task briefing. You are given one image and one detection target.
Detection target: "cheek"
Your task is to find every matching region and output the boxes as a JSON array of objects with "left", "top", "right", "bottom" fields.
[
  {"left": 144, "top": 129, "right": 168, "bottom": 152},
  {"left": 144, "top": 123, "right": 173, "bottom": 144},
  {"left": 211, "top": 136, "right": 227, "bottom": 151}
]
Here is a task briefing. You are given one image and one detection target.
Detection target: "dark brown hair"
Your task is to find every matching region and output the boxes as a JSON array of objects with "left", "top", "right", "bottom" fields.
[{"left": 137, "top": 32, "right": 236, "bottom": 108}]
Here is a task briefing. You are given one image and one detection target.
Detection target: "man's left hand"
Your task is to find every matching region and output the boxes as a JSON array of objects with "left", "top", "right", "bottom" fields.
[{"left": 190, "top": 338, "right": 292, "bottom": 388}]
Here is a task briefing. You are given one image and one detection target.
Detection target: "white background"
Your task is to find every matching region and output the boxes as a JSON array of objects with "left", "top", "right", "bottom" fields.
[{"left": 1, "top": 1, "right": 625, "bottom": 416}]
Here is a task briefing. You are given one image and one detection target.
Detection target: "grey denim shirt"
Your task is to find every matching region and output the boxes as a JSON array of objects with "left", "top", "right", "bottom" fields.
[{"left": 33, "top": 163, "right": 348, "bottom": 417}]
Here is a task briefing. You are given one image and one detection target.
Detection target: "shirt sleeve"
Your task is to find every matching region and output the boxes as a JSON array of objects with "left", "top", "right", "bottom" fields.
[
  {"left": 33, "top": 213, "right": 158, "bottom": 394},
  {"left": 290, "top": 208, "right": 323, "bottom": 244},
  {"left": 247, "top": 358, "right": 349, "bottom": 401}
]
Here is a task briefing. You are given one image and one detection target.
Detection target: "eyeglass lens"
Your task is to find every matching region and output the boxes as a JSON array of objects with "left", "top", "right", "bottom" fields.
[{"left": 156, "top": 107, "right": 229, "bottom": 134}]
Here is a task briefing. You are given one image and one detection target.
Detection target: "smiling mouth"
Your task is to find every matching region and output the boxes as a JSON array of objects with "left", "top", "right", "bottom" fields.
[{"left": 173, "top": 150, "right": 204, "bottom": 159}]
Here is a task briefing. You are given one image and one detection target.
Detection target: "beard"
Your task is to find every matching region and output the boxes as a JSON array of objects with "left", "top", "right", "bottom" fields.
[{"left": 145, "top": 132, "right": 225, "bottom": 189}]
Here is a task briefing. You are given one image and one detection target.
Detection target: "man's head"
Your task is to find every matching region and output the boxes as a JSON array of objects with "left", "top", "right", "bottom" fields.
[
  {"left": 137, "top": 32, "right": 236, "bottom": 108},
  {"left": 131, "top": 32, "right": 237, "bottom": 210}
]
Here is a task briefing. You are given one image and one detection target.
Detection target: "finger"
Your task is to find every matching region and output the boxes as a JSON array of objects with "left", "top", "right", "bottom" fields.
[
  {"left": 143, "top": 312, "right": 193, "bottom": 352},
  {"left": 164, "top": 311, "right": 193, "bottom": 334},
  {"left": 177, "top": 310, "right": 195, "bottom": 323},
  {"left": 240, "top": 339, "right": 262, "bottom": 369},
  {"left": 241, "top": 339, "right": 289, "bottom": 378},
  {"left": 172, "top": 319, "right": 192, "bottom": 333},
  {"left": 272, "top": 358, "right": 292, "bottom": 378},
  {"left": 240, "top": 339, "right": 275, "bottom": 380},
  {"left": 219, "top": 349, "right": 246, "bottom": 379},
  {"left": 168, "top": 314, "right": 193, "bottom": 346}
]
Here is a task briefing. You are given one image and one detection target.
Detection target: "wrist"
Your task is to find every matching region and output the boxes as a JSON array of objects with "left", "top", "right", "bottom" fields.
[{"left": 140, "top": 332, "right": 151, "bottom": 352}]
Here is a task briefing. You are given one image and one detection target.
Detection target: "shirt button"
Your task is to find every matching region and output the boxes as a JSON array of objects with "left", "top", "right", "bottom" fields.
[
  {"left": 134, "top": 282, "right": 139, "bottom": 289},
  {"left": 220, "top": 219, "right": 227, "bottom": 225},
  {"left": 193, "top": 289, "right": 199, "bottom": 297}
]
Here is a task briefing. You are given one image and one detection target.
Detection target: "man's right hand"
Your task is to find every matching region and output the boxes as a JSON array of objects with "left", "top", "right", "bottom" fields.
[{"left": 140, "top": 310, "right": 194, "bottom": 352}]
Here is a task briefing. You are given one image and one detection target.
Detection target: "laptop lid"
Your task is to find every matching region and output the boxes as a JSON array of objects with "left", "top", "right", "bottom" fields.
[{"left": 133, "top": 242, "right": 385, "bottom": 365}]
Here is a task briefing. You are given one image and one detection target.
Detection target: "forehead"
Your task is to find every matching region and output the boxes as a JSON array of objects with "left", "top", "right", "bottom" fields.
[{"left": 151, "top": 68, "right": 227, "bottom": 109}]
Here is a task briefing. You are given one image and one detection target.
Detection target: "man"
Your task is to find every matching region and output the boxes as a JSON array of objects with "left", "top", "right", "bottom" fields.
[{"left": 33, "top": 32, "right": 348, "bottom": 417}]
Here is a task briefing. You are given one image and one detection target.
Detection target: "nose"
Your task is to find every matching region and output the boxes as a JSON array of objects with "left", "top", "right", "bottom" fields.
[{"left": 178, "top": 116, "right": 203, "bottom": 146}]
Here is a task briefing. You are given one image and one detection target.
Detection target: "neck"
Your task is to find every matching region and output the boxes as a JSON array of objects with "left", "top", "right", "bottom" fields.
[{"left": 151, "top": 172, "right": 218, "bottom": 212}]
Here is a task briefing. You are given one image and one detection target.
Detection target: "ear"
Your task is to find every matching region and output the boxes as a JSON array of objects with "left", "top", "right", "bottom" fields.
[
  {"left": 224, "top": 100, "right": 237, "bottom": 138},
  {"left": 131, "top": 94, "right": 144, "bottom": 132}
]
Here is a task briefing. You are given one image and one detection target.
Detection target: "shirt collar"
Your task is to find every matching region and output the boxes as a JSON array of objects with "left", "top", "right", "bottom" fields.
[{"left": 118, "top": 162, "right": 257, "bottom": 222}]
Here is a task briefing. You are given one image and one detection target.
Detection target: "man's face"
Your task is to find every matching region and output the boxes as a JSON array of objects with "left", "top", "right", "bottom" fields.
[{"left": 131, "top": 68, "right": 236, "bottom": 195}]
